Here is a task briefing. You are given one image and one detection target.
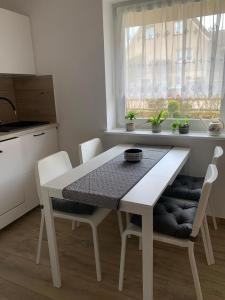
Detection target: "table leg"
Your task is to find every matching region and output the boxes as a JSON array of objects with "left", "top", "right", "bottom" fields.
[
  {"left": 142, "top": 207, "right": 153, "bottom": 300},
  {"left": 42, "top": 190, "right": 61, "bottom": 287}
]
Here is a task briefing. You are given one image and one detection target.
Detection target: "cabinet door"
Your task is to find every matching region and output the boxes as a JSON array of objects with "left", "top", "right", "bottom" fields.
[
  {"left": 21, "top": 127, "right": 58, "bottom": 207},
  {"left": 0, "top": 138, "right": 25, "bottom": 216},
  {"left": 0, "top": 8, "right": 35, "bottom": 74}
]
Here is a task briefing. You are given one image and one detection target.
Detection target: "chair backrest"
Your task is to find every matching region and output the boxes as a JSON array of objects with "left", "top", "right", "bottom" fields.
[
  {"left": 211, "top": 146, "right": 223, "bottom": 166},
  {"left": 35, "top": 151, "right": 72, "bottom": 202},
  {"left": 79, "top": 138, "right": 103, "bottom": 164},
  {"left": 191, "top": 164, "right": 218, "bottom": 237}
]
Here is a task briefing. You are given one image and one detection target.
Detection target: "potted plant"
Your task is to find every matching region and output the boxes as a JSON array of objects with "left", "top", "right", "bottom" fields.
[
  {"left": 125, "top": 111, "right": 138, "bottom": 131},
  {"left": 171, "top": 118, "right": 190, "bottom": 134},
  {"left": 178, "top": 118, "right": 190, "bottom": 134},
  {"left": 168, "top": 99, "right": 180, "bottom": 118},
  {"left": 147, "top": 110, "right": 166, "bottom": 133},
  {"left": 171, "top": 119, "right": 178, "bottom": 133}
]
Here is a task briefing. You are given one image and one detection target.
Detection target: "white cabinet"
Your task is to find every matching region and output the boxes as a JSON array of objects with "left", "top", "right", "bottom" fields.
[
  {"left": 21, "top": 127, "right": 58, "bottom": 208},
  {"left": 0, "top": 8, "right": 35, "bottom": 74},
  {"left": 0, "top": 127, "right": 58, "bottom": 229},
  {"left": 0, "top": 137, "right": 25, "bottom": 219}
]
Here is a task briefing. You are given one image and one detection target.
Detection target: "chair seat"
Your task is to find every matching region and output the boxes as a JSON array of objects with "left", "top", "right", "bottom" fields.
[
  {"left": 131, "top": 196, "right": 198, "bottom": 239},
  {"left": 163, "top": 175, "right": 204, "bottom": 201},
  {"left": 52, "top": 198, "right": 97, "bottom": 215}
]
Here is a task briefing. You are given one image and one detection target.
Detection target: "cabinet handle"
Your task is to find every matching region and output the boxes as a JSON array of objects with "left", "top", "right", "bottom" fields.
[
  {"left": 0, "top": 137, "right": 18, "bottom": 143},
  {"left": 33, "top": 132, "right": 45, "bottom": 137},
  {"left": 0, "top": 150, "right": 3, "bottom": 153}
]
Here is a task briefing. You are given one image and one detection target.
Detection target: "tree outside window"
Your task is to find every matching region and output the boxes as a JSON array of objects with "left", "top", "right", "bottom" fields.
[{"left": 174, "top": 21, "right": 183, "bottom": 34}]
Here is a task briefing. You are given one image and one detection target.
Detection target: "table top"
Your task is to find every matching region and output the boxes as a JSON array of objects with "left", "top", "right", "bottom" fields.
[{"left": 43, "top": 144, "right": 190, "bottom": 213}]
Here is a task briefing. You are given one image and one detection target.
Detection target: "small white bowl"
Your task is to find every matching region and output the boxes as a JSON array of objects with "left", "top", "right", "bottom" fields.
[{"left": 124, "top": 149, "right": 143, "bottom": 162}]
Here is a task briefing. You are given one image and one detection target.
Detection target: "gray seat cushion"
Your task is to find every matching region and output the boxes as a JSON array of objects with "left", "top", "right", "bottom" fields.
[
  {"left": 163, "top": 175, "right": 204, "bottom": 201},
  {"left": 52, "top": 198, "right": 96, "bottom": 215},
  {"left": 131, "top": 196, "right": 198, "bottom": 239}
]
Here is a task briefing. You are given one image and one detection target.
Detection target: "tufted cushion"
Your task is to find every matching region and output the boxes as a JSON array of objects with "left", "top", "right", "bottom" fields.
[
  {"left": 163, "top": 175, "right": 204, "bottom": 201},
  {"left": 131, "top": 196, "right": 198, "bottom": 239},
  {"left": 52, "top": 198, "right": 96, "bottom": 215}
]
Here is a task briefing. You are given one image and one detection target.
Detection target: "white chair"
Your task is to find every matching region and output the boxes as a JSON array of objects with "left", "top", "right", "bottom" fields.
[
  {"left": 137, "top": 146, "right": 223, "bottom": 252},
  {"left": 164, "top": 146, "right": 223, "bottom": 230},
  {"left": 73, "top": 138, "right": 123, "bottom": 236},
  {"left": 79, "top": 138, "right": 103, "bottom": 164},
  {"left": 119, "top": 164, "right": 218, "bottom": 300},
  {"left": 209, "top": 146, "right": 223, "bottom": 229},
  {"left": 35, "top": 151, "right": 111, "bottom": 282}
]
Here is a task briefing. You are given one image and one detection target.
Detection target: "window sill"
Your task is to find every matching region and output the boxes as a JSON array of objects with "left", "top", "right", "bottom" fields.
[{"left": 105, "top": 128, "right": 225, "bottom": 140}]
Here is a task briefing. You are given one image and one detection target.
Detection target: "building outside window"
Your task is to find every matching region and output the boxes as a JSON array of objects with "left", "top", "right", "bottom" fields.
[{"left": 114, "top": 0, "right": 225, "bottom": 122}]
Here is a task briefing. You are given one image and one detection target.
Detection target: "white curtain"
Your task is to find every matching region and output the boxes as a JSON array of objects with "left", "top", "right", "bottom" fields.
[{"left": 115, "top": 0, "right": 225, "bottom": 121}]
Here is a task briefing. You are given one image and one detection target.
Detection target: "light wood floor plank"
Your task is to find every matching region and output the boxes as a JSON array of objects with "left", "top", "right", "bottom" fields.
[{"left": 0, "top": 209, "right": 225, "bottom": 300}]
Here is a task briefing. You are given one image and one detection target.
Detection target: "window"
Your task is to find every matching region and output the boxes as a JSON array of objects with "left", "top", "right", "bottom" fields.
[
  {"left": 186, "top": 48, "right": 192, "bottom": 62},
  {"left": 146, "top": 25, "right": 155, "bottom": 39},
  {"left": 176, "top": 48, "right": 193, "bottom": 63},
  {"left": 176, "top": 49, "right": 182, "bottom": 62},
  {"left": 115, "top": 1, "right": 225, "bottom": 121},
  {"left": 174, "top": 21, "right": 183, "bottom": 34}
]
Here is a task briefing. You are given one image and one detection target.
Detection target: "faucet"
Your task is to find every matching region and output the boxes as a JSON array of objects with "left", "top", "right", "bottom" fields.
[{"left": 0, "top": 97, "right": 17, "bottom": 116}]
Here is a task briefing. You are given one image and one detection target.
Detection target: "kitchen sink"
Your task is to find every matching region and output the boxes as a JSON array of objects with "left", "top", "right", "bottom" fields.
[{"left": 0, "top": 121, "right": 50, "bottom": 132}]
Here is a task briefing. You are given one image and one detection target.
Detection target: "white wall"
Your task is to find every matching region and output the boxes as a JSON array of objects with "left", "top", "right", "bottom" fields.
[
  {"left": 103, "top": 0, "right": 117, "bottom": 130},
  {"left": 0, "top": 0, "right": 107, "bottom": 164}
]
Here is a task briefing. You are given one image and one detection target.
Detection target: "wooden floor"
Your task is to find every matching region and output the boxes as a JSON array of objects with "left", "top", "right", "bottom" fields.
[{"left": 0, "top": 209, "right": 225, "bottom": 300}]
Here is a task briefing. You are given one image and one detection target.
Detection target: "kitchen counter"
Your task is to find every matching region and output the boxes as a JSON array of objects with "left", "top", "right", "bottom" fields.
[{"left": 0, "top": 123, "right": 58, "bottom": 142}]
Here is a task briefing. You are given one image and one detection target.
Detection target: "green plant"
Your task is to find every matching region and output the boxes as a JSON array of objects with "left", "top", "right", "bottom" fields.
[
  {"left": 168, "top": 99, "right": 180, "bottom": 117},
  {"left": 171, "top": 118, "right": 189, "bottom": 132},
  {"left": 179, "top": 118, "right": 189, "bottom": 127},
  {"left": 125, "top": 111, "right": 138, "bottom": 121},
  {"left": 171, "top": 119, "right": 180, "bottom": 132},
  {"left": 147, "top": 110, "right": 167, "bottom": 125}
]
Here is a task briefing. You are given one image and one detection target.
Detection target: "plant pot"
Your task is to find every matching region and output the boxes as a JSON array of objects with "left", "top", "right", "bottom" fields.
[
  {"left": 208, "top": 120, "right": 224, "bottom": 136},
  {"left": 152, "top": 124, "right": 161, "bottom": 133},
  {"left": 126, "top": 122, "right": 135, "bottom": 132},
  {"left": 179, "top": 125, "right": 189, "bottom": 134}
]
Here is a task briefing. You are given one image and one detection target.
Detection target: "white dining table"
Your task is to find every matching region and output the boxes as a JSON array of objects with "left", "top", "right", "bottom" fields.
[{"left": 42, "top": 144, "right": 190, "bottom": 300}]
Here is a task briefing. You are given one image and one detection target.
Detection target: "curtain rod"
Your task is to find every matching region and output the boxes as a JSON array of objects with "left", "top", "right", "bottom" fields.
[{"left": 113, "top": 0, "right": 201, "bottom": 10}]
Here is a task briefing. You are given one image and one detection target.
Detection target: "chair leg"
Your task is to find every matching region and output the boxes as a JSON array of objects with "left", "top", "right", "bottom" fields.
[
  {"left": 119, "top": 232, "right": 127, "bottom": 291},
  {"left": 188, "top": 242, "right": 203, "bottom": 300},
  {"left": 200, "top": 226, "right": 211, "bottom": 265},
  {"left": 117, "top": 211, "right": 123, "bottom": 237},
  {"left": 72, "top": 221, "right": 80, "bottom": 231},
  {"left": 91, "top": 225, "right": 102, "bottom": 282},
  {"left": 36, "top": 210, "right": 45, "bottom": 265},
  {"left": 125, "top": 213, "right": 130, "bottom": 226},
  {"left": 203, "top": 216, "right": 215, "bottom": 265},
  {"left": 208, "top": 202, "right": 218, "bottom": 230},
  {"left": 126, "top": 213, "right": 131, "bottom": 238},
  {"left": 212, "top": 216, "right": 218, "bottom": 231},
  {"left": 139, "top": 237, "right": 142, "bottom": 251},
  {"left": 72, "top": 221, "right": 76, "bottom": 231}
]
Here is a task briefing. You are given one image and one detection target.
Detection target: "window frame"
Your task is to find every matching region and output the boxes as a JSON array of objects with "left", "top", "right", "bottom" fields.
[{"left": 110, "top": 3, "right": 225, "bottom": 130}]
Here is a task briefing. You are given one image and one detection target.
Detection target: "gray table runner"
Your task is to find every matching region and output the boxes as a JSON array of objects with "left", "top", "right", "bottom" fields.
[{"left": 62, "top": 146, "right": 171, "bottom": 210}]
